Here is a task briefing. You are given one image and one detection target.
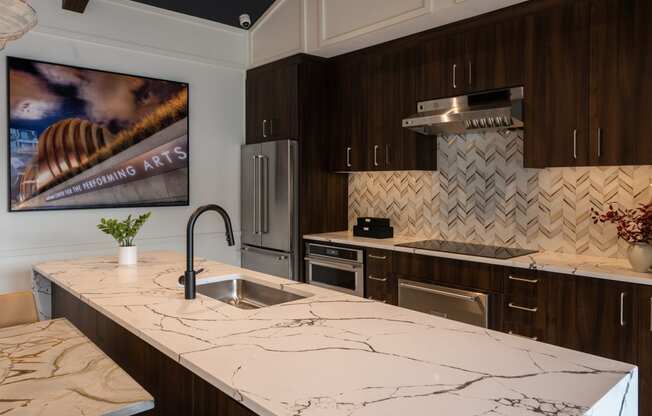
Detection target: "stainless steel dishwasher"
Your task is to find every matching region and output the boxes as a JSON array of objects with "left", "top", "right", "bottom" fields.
[{"left": 398, "top": 279, "right": 489, "bottom": 328}]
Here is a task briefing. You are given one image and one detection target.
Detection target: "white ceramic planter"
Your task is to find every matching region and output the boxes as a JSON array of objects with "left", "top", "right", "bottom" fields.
[
  {"left": 118, "top": 246, "right": 138, "bottom": 266},
  {"left": 627, "top": 243, "right": 652, "bottom": 273}
]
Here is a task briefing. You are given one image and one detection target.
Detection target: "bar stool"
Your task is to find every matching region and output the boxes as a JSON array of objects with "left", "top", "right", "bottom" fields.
[{"left": 0, "top": 291, "right": 38, "bottom": 329}]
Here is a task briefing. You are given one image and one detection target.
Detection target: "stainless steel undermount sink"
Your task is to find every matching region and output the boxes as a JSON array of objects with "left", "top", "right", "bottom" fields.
[{"left": 196, "top": 276, "right": 308, "bottom": 309}]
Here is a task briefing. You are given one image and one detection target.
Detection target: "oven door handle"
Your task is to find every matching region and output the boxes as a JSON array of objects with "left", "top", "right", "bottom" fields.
[
  {"left": 304, "top": 257, "right": 363, "bottom": 271},
  {"left": 399, "top": 282, "right": 478, "bottom": 303}
]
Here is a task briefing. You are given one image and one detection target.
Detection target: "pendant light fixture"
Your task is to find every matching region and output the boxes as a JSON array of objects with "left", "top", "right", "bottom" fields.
[{"left": 0, "top": 0, "right": 37, "bottom": 50}]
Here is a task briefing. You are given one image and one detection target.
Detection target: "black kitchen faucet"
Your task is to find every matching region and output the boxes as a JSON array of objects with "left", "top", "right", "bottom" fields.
[{"left": 181, "top": 204, "right": 235, "bottom": 299}]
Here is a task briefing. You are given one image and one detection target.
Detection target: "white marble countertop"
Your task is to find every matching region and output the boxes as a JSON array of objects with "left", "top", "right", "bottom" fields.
[
  {"left": 0, "top": 318, "right": 154, "bottom": 416},
  {"left": 34, "top": 252, "right": 637, "bottom": 416},
  {"left": 304, "top": 231, "right": 652, "bottom": 286}
]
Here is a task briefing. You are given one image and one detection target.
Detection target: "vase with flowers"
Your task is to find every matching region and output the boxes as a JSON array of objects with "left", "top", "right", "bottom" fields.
[{"left": 591, "top": 203, "right": 652, "bottom": 272}]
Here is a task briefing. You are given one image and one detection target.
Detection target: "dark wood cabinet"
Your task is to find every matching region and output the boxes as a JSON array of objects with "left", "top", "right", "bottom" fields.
[
  {"left": 330, "top": 55, "right": 368, "bottom": 171},
  {"left": 416, "top": 18, "right": 525, "bottom": 102},
  {"left": 638, "top": 285, "right": 652, "bottom": 416},
  {"left": 502, "top": 269, "right": 547, "bottom": 342},
  {"left": 330, "top": 44, "right": 436, "bottom": 172},
  {"left": 589, "top": 0, "right": 652, "bottom": 166},
  {"left": 574, "top": 276, "right": 637, "bottom": 363},
  {"left": 365, "top": 249, "right": 396, "bottom": 305},
  {"left": 246, "top": 62, "right": 298, "bottom": 144},
  {"left": 524, "top": 0, "right": 652, "bottom": 167},
  {"left": 523, "top": 0, "right": 591, "bottom": 168}
]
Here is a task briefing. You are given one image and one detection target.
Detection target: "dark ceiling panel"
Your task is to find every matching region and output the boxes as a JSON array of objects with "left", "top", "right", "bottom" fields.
[{"left": 130, "top": 0, "right": 275, "bottom": 29}]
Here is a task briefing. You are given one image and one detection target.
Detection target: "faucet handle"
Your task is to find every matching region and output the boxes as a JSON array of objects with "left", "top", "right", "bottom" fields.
[{"left": 178, "top": 268, "right": 205, "bottom": 285}]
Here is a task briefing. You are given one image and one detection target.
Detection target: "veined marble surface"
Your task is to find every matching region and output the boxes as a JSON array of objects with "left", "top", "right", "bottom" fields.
[
  {"left": 0, "top": 318, "right": 154, "bottom": 416},
  {"left": 304, "top": 231, "right": 652, "bottom": 286},
  {"left": 34, "top": 252, "right": 637, "bottom": 416}
]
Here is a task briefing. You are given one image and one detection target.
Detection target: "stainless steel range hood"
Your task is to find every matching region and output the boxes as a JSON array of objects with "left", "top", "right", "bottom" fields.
[{"left": 402, "top": 87, "right": 524, "bottom": 135}]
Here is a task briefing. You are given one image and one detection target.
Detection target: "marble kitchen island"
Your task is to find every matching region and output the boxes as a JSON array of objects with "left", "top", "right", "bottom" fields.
[{"left": 34, "top": 252, "right": 637, "bottom": 416}]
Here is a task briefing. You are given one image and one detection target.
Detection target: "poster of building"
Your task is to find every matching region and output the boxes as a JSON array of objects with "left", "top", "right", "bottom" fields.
[{"left": 7, "top": 57, "right": 189, "bottom": 212}]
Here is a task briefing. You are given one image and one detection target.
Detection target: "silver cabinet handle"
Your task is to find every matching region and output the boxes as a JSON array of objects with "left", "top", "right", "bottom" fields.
[
  {"left": 597, "top": 128, "right": 602, "bottom": 159},
  {"left": 368, "top": 275, "right": 387, "bottom": 283},
  {"left": 346, "top": 147, "right": 352, "bottom": 168},
  {"left": 305, "top": 257, "right": 362, "bottom": 272},
  {"left": 399, "top": 282, "right": 477, "bottom": 302},
  {"left": 508, "top": 275, "right": 539, "bottom": 284},
  {"left": 649, "top": 297, "right": 652, "bottom": 332},
  {"left": 368, "top": 254, "right": 387, "bottom": 260},
  {"left": 508, "top": 303, "right": 538, "bottom": 313},
  {"left": 452, "top": 64, "right": 457, "bottom": 89},
  {"left": 508, "top": 331, "right": 538, "bottom": 341},
  {"left": 468, "top": 61, "right": 472, "bottom": 86},
  {"left": 373, "top": 145, "right": 379, "bottom": 167},
  {"left": 385, "top": 144, "right": 390, "bottom": 166},
  {"left": 573, "top": 129, "right": 578, "bottom": 160},
  {"left": 262, "top": 119, "right": 268, "bottom": 138},
  {"left": 620, "top": 292, "right": 626, "bottom": 327}
]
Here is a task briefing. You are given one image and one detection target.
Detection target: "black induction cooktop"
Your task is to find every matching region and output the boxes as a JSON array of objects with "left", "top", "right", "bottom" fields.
[{"left": 396, "top": 239, "right": 538, "bottom": 260}]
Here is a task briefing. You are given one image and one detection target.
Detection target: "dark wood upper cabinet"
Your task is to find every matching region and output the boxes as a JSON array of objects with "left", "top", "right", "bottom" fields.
[
  {"left": 330, "top": 44, "right": 436, "bottom": 172},
  {"left": 589, "top": 0, "right": 652, "bottom": 166},
  {"left": 246, "top": 61, "right": 299, "bottom": 144},
  {"left": 524, "top": 0, "right": 652, "bottom": 167},
  {"left": 416, "top": 18, "right": 525, "bottom": 102},
  {"left": 523, "top": 0, "right": 591, "bottom": 168},
  {"left": 329, "top": 56, "right": 368, "bottom": 171}
]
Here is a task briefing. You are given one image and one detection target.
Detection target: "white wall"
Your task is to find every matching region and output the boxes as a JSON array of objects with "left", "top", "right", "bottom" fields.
[{"left": 0, "top": 0, "right": 248, "bottom": 293}]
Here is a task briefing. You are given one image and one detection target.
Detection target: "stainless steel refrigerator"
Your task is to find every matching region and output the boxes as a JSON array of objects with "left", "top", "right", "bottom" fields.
[{"left": 241, "top": 140, "right": 299, "bottom": 280}]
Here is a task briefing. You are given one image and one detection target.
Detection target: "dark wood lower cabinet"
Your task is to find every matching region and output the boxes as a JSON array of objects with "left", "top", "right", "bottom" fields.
[
  {"left": 51, "top": 284, "right": 257, "bottom": 416},
  {"left": 365, "top": 249, "right": 396, "bottom": 305},
  {"left": 574, "top": 276, "right": 637, "bottom": 363},
  {"left": 638, "top": 286, "right": 652, "bottom": 416}
]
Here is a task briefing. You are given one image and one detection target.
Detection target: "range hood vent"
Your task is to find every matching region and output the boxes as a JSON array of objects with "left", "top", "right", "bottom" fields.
[{"left": 402, "top": 87, "right": 524, "bottom": 135}]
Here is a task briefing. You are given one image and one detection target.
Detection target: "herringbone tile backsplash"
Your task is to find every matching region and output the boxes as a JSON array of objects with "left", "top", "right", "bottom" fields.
[{"left": 348, "top": 130, "right": 652, "bottom": 258}]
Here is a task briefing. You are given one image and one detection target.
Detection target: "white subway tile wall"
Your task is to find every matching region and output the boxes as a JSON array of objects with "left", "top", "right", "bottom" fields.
[{"left": 348, "top": 130, "right": 652, "bottom": 258}]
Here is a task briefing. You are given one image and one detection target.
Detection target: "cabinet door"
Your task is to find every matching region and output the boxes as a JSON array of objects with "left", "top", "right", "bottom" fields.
[
  {"left": 589, "top": 0, "right": 652, "bottom": 166},
  {"left": 416, "top": 33, "right": 464, "bottom": 101},
  {"left": 575, "top": 276, "right": 636, "bottom": 363},
  {"left": 523, "top": 0, "right": 591, "bottom": 168},
  {"left": 267, "top": 64, "right": 299, "bottom": 140},
  {"left": 245, "top": 71, "right": 267, "bottom": 144},
  {"left": 245, "top": 64, "right": 299, "bottom": 144},
  {"left": 365, "top": 46, "right": 420, "bottom": 171},
  {"left": 638, "top": 285, "right": 652, "bottom": 416},
  {"left": 464, "top": 24, "right": 496, "bottom": 93},
  {"left": 365, "top": 249, "right": 396, "bottom": 305},
  {"left": 330, "top": 57, "right": 366, "bottom": 171}
]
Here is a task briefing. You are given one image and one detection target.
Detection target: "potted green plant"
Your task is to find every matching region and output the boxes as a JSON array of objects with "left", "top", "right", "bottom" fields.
[
  {"left": 592, "top": 203, "right": 652, "bottom": 272},
  {"left": 97, "top": 212, "right": 151, "bottom": 265}
]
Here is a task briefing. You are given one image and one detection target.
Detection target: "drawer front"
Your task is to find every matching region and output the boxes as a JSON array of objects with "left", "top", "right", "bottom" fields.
[
  {"left": 502, "top": 268, "right": 546, "bottom": 341},
  {"left": 435, "top": 258, "right": 503, "bottom": 293},
  {"left": 505, "top": 268, "right": 540, "bottom": 300},
  {"left": 365, "top": 249, "right": 396, "bottom": 305}
]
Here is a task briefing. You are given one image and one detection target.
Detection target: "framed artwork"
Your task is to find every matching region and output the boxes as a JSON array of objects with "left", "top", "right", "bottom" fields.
[{"left": 7, "top": 56, "right": 189, "bottom": 212}]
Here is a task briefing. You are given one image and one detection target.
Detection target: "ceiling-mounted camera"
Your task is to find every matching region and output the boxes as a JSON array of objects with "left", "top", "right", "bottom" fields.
[{"left": 239, "top": 14, "right": 252, "bottom": 29}]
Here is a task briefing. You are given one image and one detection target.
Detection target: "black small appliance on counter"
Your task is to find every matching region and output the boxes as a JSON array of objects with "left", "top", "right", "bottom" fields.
[{"left": 353, "top": 217, "right": 394, "bottom": 239}]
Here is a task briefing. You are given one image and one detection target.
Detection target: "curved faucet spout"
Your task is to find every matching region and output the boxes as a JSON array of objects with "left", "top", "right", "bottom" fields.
[{"left": 184, "top": 204, "right": 235, "bottom": 299}]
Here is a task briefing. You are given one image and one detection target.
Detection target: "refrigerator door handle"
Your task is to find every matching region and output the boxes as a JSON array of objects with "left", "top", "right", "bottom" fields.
[
  {"left": 261, "top": 155, "right": 269, "bottom": 234},
  {"left": 252, "top": 155, "right": 258, "bottom": 235}
]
